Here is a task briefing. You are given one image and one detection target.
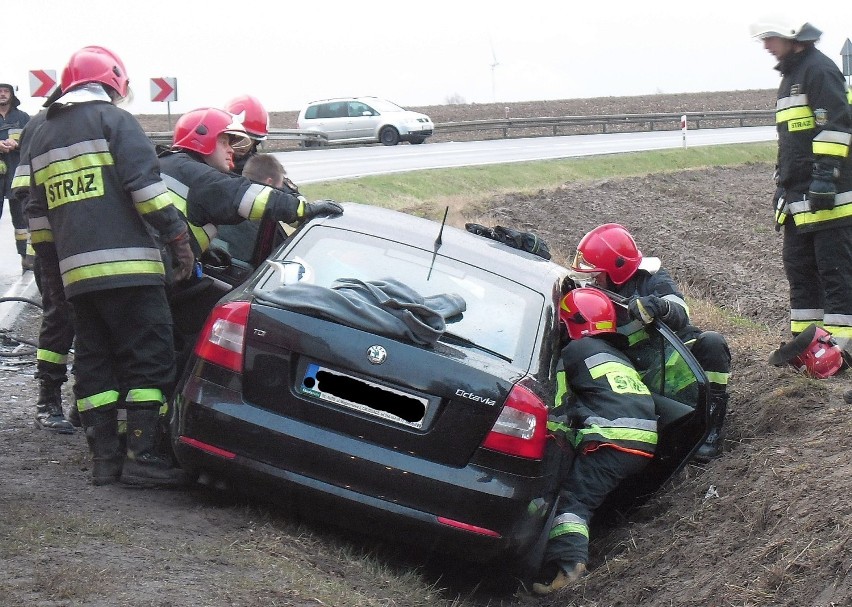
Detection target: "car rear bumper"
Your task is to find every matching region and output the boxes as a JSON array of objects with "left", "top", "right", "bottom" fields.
[{"left": 173, "top": 375, "right": 557, "bottom": 562}]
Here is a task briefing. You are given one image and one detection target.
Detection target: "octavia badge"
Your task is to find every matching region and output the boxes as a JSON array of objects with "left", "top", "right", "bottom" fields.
[{"left": 366, "top": 345, "right": 387, "bottom": 365}]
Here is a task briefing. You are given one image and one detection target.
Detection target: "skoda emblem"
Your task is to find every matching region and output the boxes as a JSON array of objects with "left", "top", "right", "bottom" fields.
[{"left": 366, "top": 345, "right": 387, "bottom": 365}]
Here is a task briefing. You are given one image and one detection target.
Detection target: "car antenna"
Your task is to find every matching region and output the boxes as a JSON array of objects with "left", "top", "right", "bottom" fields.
[{"left": 427, "top": 206, "right": 449, "bottom": 281}]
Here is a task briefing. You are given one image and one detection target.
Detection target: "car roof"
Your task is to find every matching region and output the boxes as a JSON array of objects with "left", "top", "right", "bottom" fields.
[
  {"left": 303, "top": 96, "right": 390, "bottom": 106},
  {"left": 306, "top": 202, "right": 569, "bottom": 292}
]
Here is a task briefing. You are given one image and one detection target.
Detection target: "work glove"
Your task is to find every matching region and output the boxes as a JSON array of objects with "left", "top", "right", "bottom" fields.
[
  {"left": 167, "top": 229, "right": 195, "bottom": 283},
  {"left": 808, "top": 161, "right": 840, "bottom": 212},
  {"left": 200, "top": 244, "right": 231, "bottom": 269},
  {"left": 628, "top": 295, "right": 670, "bottom": 325},
  {"left": 301, "top": 199, "right": 344, "bottom": 220}
]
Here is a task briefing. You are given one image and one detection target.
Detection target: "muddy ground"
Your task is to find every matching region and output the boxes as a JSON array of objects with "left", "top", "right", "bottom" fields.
[{"left": 3, "top": 91, "right": 852, "bottom": 607}]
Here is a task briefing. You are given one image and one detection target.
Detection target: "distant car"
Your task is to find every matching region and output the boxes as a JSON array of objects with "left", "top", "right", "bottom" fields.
[
  {"left": 296, "top": 97, "right": 434, "bottom": 146},
  {"left": 173, "top": 203, "right": 710, "bottom": 575}
]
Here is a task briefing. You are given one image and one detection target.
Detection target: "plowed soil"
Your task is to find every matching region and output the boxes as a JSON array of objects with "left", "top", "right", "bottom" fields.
[{"left": 3, "top": 90, "right": 851, "bottom": 607}]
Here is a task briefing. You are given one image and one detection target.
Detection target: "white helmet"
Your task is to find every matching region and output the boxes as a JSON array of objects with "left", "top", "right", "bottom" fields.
[{"left": 750, "top": 17, "right": 822, "bottom": 42}]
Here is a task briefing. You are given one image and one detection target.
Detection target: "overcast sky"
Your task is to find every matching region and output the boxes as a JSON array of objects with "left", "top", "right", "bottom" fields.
[{"left": 8, "top": 0, "right": 852, "bottom": 118}]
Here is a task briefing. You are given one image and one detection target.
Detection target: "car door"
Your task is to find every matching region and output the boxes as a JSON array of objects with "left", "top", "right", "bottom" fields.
[{"left": 347, "top": 101, "right": 381, "bottom": 140}]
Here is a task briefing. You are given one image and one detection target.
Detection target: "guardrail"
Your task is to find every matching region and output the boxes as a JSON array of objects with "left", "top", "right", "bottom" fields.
[
  {"left": 146, "top": 128, "right": 328, "bottom": 147},
  {"left": 146, "top": 110, "right": 775, "bottom": 147},
  {"left": 434, "top": 110, "right": 776, "bottom": 138}
]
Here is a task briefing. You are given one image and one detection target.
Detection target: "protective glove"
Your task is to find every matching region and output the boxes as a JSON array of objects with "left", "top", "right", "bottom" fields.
[
  {"left": 628, "top": 295, "right": 670, "bottom": 325},
  {"left": 300, "top": 199, "right": 344, "bottom": 220},
  {"left": 809, "top": 161, "right": 840, "bottom": 212},
  {"left": 167, "top": 229, "right": 195, "bottom": 283},
  {"left": 199, "top": 244, "right": 231, "bottom": 269}
]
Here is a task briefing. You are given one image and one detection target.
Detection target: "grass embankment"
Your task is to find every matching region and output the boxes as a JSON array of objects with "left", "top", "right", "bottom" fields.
[{"left": 300, "top": 142, "right": 775, "bottom": 218}]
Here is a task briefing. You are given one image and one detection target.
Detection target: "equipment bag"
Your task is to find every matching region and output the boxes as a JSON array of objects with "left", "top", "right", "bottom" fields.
[{"left": 465, "top": 223, "right": 551, "bottom": 260}]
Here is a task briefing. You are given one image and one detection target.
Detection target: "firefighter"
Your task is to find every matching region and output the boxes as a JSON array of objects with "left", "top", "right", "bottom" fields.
[
  {"left": 157, "top": 107, "right": 342, "bottom": 372},
  {"left": 570, "top": 223, "right": 732, "bottom": 462},
  {"left": 10, "top": 86, "right": 79, "bottom": 434},
  {"left": 750, "top": 18, "right": 852, "bottom": 357},
  {"left": 533, "top": 288, "right": 657, "bottom": 595},
  {"left": 0, "top": 82, "right": 31, "bottom": 271},
  {"left": 25, "top": 45, "right": 196, "bottom": 486},
  {"left": 224, "top": 94, "right": 303, "bottom": 192}
]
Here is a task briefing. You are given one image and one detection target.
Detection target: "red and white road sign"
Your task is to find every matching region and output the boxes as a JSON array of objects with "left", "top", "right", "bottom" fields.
[
  {"left": 29, "top": 70, "right": 58, "bottom": 97},
  {"left": 150, "top": 77, "right": 178, "bottom": 102}
]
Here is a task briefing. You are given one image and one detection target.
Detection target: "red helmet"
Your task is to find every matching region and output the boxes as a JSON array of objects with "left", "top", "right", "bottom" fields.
[
  {"left": 572, "top": 223, "right": 642, "bottom": 285},
  {"left": 559, "top": 288, "right": 616, "bottom": 340},
  {"left": 172, "top": 107, "right": 251, "bottom": 156},
  {"left": 225, "top": 95, "right": 269, "bottom": 140},
  {"left": 793, "top": 326, "right": 844, "bottom": 379},
  {"left": 61, "top": 46, "right": 129, "bottom": 98}
]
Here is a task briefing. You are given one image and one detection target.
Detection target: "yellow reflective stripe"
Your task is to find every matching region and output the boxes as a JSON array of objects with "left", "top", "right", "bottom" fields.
[
  {"left": 705, "top": 371, "right": 729, "bottom": 385},
  {"left": 776, "top": 106, "right": 813, "bottom": 123},
  {"left": 577, "top": 425, "right": 658, "bottom": 445},
  {"left": 554, "top": 370, "right": 568, "bottom": 408},
  {"left": 791, "top": 319, "right": 822, "bottom": 333},
  {"left": 63, "top": 259, "right": 164, "bottom": 286},
  {"left": 793, "top": 200, "right": 852, "bottom": 226},
  {"left": 30, "top": 229, "right": 53, "bottom": 244},
  {"left": 238, "top": 183, "right": 271, "bottom": 220},
  {"left": 14, "top": 229, "right": 28, "bottom": 242},
  {"left": 36, "top": 349, "right": 69, "bottom": 365},
  {"left": 126, "top": 388, "right": 164, "bottom": 404},
  {"left": 33, "top": 151, "right": 114, "bottom": 185},
  {"left": 824, "top": 325, "right": 852, "bottom": 339},
  {"left": 189, "top": 223, "right": 212, "bottom": 252},
  {"left": 77, "top": 390, "right": 121, "bottom": 412},
  {"left": 135, "top": 190, "right": 177, "bottom": 215},
  {"left": 549, "top": 521, "right": 588, "bottom": 540},
  {"left": 11, "top": 171, "right": 29, "bottom": 189},
  {"left": 813, "top": 141, "right": 849, "bottom": 157}
]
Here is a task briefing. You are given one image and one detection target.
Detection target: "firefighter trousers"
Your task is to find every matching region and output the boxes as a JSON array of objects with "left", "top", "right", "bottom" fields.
[
  {"left": 783, "top": 222, "right": 852, "bottom": 353},
  {"left": 70, "top": 286, "right": 176, "bottom": 414},
  {"left": 543, "top": 446, "right": 650, "bottom": 570},
  {"left": 33, "top": 252, "right": 75, "bottom": 385}
]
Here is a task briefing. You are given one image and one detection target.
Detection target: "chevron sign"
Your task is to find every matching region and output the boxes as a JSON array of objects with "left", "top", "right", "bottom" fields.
[
  {"left": 150, "top": 77, "right": 178, "bottom": 102},
  {"left": 29, "top": 70, "right": 58, "bottom": 97}
]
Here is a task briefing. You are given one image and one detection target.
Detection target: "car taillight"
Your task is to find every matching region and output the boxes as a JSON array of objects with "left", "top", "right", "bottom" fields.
[
  {"left": 482, "top": 383, "right": 548, "bottom": 460},
  {"left": 193, "top": 301, "right": 250, "bottom": 372}
]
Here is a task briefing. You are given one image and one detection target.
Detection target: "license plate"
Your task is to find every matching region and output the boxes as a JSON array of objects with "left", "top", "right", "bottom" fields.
[{"left": 300, "top": 363, "right": 428, "bottom": 429}]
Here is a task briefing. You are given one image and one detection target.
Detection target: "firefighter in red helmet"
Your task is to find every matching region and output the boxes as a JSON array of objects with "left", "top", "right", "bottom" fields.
[
  {"left": 533, "top": 288, "right": 657, "bottom": 595},
  {"left": 224, "top": 94, "right": 268, "bottom": 174},
  {"left": 159, "top": 107, "right": 342, "bottom": 375},
  {"left": 25, "top": 45, "right": 195, "bottom": 486},
  {"left": 571, "top": 223, "right": 732, "bottom": 462}
]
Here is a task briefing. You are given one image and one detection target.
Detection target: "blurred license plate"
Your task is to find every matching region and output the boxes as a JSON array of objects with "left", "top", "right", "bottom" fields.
[{"left": 300, "top": 363, "right": 428, "bottom": 429}]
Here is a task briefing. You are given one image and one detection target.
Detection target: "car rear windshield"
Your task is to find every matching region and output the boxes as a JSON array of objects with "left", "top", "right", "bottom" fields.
[{"left": 267, "top": 225, "right": 544, "bottom": 366}]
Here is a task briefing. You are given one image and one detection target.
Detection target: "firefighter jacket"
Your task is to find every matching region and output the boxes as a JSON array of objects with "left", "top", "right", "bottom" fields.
[
  {"left": 550, "top": 335, "right": 657, "bottom": 457},
  {"left": 158, "top": 150, "right": 304, "bottom": 255},
  {"left": 25, "top": 87, "right": 187, "bottom": 300},
  {"left": 774, "top": 45, "right": 852, "bottom": 232},
  {"left": 0, "top": 106, "right": 30, "bottom": 187},
  {"left": 10, "top": 109, "right": 47, "bottom": 208}
]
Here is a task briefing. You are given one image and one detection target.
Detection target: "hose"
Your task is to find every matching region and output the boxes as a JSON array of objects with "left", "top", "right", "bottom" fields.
[{"left": 0, "top": 296, "right": 43, "bottom": 358}]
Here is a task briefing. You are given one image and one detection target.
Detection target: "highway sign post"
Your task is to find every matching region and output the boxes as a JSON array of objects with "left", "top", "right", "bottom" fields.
[
  {"left": 150, "top": 77, "right": 178, "bottom": 129},
  {"left": 29, "top": 70, "right": 58, "bottom": 98},
  {"left": 842, "top": 39, "right": 852, "bottom": 86},
  {"left": 681, "top": 115, "right": 687, "bottom": 149}
]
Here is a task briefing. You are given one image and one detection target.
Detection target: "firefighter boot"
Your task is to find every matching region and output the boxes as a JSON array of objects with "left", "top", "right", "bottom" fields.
[
  {"left": 694, "top": 387, "right": 728, "bottom": 463},
  {"left": 120, "top": 405, "right": 187, "bottom": 487},
  {"left": 81, "top": 407, "right": 123, "bottom": 485},
  {"left": 34, "top": 379, "right": 75, "bottom": 434},
  {"left": 67, "top": 401, "right": 82, "bottom": 428},
  {"left": 532, "top": 562, "right": 587, "bottom": 595}
]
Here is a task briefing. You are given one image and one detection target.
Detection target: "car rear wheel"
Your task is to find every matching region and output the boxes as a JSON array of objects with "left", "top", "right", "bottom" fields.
[
  {"left": 379, "top": 126, "right": 400, "bottom": 146},
  {"left": 409, "top": 136, "right": 426, "bottom": 144}
]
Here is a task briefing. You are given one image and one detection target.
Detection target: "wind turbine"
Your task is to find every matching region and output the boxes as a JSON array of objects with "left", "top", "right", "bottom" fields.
[{"left": 489, "top": 36, "right": 500, "bottom": 102}]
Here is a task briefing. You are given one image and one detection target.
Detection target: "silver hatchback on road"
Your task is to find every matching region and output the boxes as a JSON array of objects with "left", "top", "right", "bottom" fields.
[{"left": 297, "top": 96, "right": 434, "bottom": 146}]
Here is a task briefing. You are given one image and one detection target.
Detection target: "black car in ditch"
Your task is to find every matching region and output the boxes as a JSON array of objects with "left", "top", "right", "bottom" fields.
[{"left": 172, "top": 202, "right": 710, "bottom": 574}]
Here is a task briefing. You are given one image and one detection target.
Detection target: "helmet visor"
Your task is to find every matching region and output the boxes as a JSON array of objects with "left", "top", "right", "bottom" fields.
[{"left": 226, "top": 132, "right": 252, "bottom": 155}]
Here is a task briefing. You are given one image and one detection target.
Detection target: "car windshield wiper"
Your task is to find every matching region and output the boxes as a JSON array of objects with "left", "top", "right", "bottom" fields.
[{"left": 439, "top": 331, "right": 513, "bottom": 363}]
